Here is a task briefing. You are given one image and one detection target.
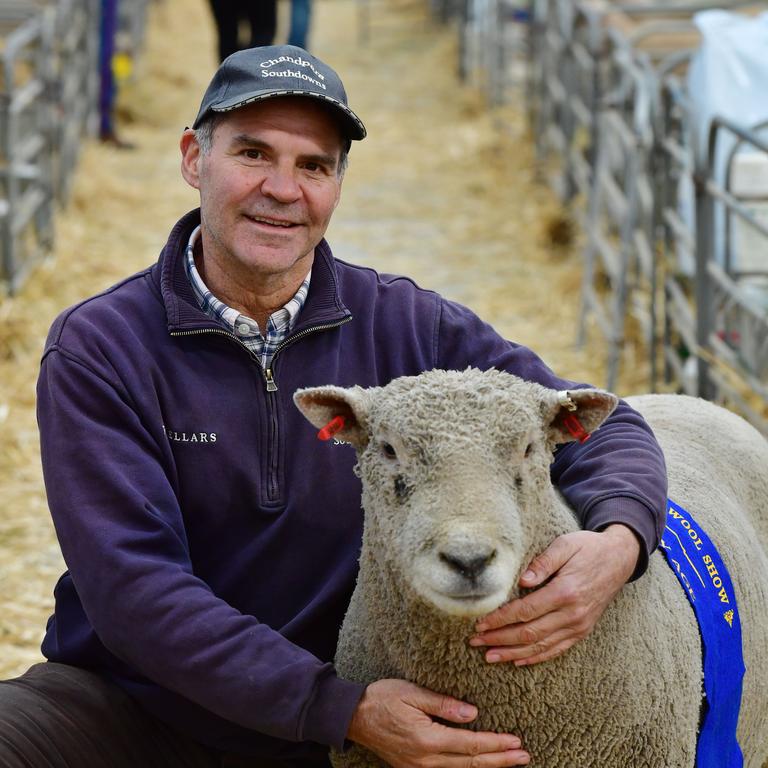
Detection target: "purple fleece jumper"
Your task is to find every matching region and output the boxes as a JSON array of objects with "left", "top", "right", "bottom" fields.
[{"left": 37, "top": 209, "right": 667, "bottom": 764}]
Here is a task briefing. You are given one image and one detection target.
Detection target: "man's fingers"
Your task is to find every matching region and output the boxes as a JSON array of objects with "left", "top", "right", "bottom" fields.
[
  {"left": 473, "top": 579, "right": 594, "bottom": 649},
  {"left": 519, "top": 535, "right": 574, "bottom": 587},
  {"left": 348, "top": 679, "right": 530, "bottom": 767},
  {"left": 436, "top": 747, "right": 531, "bottom": 767},
  {"left": 472, "top": 606, "right": 566, "bottom": 650},
  {"left": 459, "top": 749, "right": 531, "bottom": 767},
  {"left": 476, "top": 535, "right": 578, "bottom": 632},
  {"left": 475, "top": 578, "right": 566, "bottom": 635},
  {"left": 407, "top": 691, "right": 527, "bottom": 761},
  {"left": 410, "top": 689, "right": 478, "bottom": 724},
  {"left": 431, "top": 724, "right": 526, "bottom": 760},
  {"left": 475, "top": 593, "right": 540, "bottom": 634},
  {"left": 481, "top": 626, "right": 578, "bottom": 665}
]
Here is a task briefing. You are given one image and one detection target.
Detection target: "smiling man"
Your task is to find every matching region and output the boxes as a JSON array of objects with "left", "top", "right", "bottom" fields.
[
  {"left": 0, "top": 46, "right": 667, "bottom": 768},
  {"left": 182, "top": 97, "right": 344, "bottom": 331}
]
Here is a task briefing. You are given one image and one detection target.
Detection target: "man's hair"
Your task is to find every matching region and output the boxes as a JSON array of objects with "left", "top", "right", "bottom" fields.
[
  {"left": 194, "top": 113, "right": 223, "bottom": 155},
  {"left": 193, "top": 112, "right": 349, "bottom": 178}
]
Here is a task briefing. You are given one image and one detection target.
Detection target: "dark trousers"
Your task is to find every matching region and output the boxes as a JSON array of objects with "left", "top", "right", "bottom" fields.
[
  {"left": 207, "top": 0, "right": 278, "bottom": 62},
  {"left": 0, "top": 663, "right": 261, "bottom": 767}
]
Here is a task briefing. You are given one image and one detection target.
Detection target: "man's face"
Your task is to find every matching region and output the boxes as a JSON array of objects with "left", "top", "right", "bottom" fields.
[{"left": 181, "top": 97, "right": 345, "bottom": 281}]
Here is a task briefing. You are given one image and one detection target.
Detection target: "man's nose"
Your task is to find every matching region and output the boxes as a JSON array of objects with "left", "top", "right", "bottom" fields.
[{"left": 260, "top": 165, "right": 302, "bottom": 203}]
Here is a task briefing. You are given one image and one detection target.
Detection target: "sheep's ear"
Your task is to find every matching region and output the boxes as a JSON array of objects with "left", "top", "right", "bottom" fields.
[
  {"left": 293, "top": 385, "right": 375, "bottom": 450},
  {"left": 543, "top": 388, "right": 619, "bottom": 445}
]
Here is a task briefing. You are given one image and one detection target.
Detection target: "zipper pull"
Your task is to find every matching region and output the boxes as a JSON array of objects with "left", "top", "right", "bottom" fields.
[{"left": 264, "top": 368, "right": 278, "bottom": 392}]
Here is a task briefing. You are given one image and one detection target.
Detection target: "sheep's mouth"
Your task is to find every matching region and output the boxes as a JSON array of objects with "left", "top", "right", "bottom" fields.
[
  {"left": 442, "top": 591, "right": 493, "bottom": 602},
  {"left": 425, "top": 587, "right": 508, "bottom": 617}
]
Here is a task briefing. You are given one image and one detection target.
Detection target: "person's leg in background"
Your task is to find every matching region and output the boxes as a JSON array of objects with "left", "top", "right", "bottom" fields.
[
  {"left": 208, "top": 0, "right": 240, "bottom": 62},
  {"left": 99, "top": 0, "right": 118, "bottom": 141},
  {"left": 288, "top": 0, "right": 312, "bottom": 50},
  {"left": 99, "top": 0, "right": 135, "bottom": 148},
  {"left": 246, "top": 1, "right": 277, "bottom": 48}
]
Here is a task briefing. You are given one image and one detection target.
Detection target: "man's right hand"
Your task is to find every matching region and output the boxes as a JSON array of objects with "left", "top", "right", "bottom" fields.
[{"left": 346, "top": 679, "right": 530, "bottom": 767}]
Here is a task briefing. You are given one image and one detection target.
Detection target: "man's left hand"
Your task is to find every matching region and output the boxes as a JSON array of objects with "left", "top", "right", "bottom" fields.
[{"left": 469, "top": 524, "right": 640, "bottom": 666}]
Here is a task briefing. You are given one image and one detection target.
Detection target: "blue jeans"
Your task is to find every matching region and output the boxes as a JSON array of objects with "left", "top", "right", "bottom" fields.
[{"left": 288, "top": 0, "right": 312, "bottom": 49}]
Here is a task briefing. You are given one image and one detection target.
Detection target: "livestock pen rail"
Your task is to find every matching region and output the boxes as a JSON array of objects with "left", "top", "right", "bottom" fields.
[
  {"left": 0, "top": 1, "right": 55, "bottom": 294},
  {"left": 0, "top": 0, "right": 151, "bottom": 296},
  {"left": 432, "top": 0, "right": 768, "bottom": 435},
  {"left": 457, "top": 0, "right": 530, "bottom": 105},
  {"left": 687, "top": 118, "right": 768, "bottom": 433}
]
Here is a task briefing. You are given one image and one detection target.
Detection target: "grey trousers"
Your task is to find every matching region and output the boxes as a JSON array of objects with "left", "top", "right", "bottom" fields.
[{"left": 0, "top": 663, "right": 253, "bottom": 767}]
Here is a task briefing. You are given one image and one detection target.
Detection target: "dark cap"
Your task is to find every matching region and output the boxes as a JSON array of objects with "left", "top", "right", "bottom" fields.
[{"left": 192, "top": 45, "right": 366, "bottom": 142}]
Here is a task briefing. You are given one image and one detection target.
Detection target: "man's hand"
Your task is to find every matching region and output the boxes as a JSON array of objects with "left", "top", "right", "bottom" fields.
[
  {"left": 347, "top": 679, "right": 530, "bottom": 767},
  {"left": 470, "top": 524, "right": 641, "bottom": 666}
]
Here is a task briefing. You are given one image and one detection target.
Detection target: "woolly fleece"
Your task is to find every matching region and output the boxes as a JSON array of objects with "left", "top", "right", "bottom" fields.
[{"left": 295, "top": 369, "right": 768, "bottom": 768}]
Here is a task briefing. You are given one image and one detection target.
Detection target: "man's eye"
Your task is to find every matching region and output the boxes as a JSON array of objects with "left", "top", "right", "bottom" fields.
[{"left": 244, "top": 149, "right": 263, "bottom": 160}]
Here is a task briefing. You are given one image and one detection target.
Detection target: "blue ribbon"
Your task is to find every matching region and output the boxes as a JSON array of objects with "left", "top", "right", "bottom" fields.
[{"left": 660, "top": 499, "right": 745, "bottom": 768}]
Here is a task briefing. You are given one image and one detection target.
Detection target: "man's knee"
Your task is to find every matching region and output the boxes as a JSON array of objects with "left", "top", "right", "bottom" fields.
[
  {"left": 0, "top": 663, "right": 215, "bottom": 768},
  {"left": 0, "top": 663, "right": 128, "bottom": 767}
]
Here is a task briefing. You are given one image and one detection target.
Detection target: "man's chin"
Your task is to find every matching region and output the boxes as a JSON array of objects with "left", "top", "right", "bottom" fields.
[{"left": 230, "top": 236, "right": 314, "bottom": 273}]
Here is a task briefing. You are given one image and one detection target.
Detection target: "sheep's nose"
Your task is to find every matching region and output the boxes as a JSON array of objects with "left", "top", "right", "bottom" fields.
[{"left": 439, "top": 549, "right": 496, "bottom": 581}]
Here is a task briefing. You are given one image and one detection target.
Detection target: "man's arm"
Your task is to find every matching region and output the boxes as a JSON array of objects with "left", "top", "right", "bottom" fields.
[{"left": 37, "top": 345, "right": 362, "bottom": 749}]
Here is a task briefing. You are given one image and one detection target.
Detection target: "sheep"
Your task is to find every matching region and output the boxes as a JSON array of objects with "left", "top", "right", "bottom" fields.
[{"left": 294, "top": 368, "right": 768, "bottom": 768}]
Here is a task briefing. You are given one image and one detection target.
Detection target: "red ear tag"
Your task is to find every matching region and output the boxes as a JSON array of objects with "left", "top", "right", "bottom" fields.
[
  {"left": 317, "top": 415, "right": 346, "bottom": 441},
  {"left": 562, "top": 413, "right": 591, "bottom": 443}
]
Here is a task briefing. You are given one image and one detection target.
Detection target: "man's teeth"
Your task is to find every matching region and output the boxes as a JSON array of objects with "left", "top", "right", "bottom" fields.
[{"left": 252, "top": 217, "right": 293, "bottom": 227}]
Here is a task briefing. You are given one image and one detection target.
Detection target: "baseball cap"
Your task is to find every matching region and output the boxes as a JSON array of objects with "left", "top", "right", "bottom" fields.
[{"left": 192, "top": 45, "right": 366, "bottom": 143}]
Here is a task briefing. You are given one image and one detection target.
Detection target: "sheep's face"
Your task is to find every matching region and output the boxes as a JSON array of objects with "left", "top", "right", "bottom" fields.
[
  {"left": 295, "top": 369, "right": 617, "bottom": 618},
  {"left": 369, "top": 434, "right": 526, "bottom": 618}
]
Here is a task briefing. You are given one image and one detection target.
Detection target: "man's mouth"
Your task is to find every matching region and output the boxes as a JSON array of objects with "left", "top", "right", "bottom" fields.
[{"left": 246, "top": 215, "right": 298, "bottom": 229}]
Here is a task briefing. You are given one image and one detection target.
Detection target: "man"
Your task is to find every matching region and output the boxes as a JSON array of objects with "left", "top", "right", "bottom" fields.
[{"left": 0, "top": 46, "right": 666, "bottom": 767}]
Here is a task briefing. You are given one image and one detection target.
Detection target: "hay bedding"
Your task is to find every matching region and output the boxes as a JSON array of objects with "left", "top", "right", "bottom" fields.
[{"left": 0, "top": 0, "right": 646, "bottom": 678}]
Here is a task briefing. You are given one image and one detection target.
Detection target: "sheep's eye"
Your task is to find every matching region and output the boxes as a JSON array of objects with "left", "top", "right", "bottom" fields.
[
  {"left": 381, "top": 442, "right": 397, "bottom": 459},
  {"left": 524, "top": 443, "right": 533, "bottom": 458}
]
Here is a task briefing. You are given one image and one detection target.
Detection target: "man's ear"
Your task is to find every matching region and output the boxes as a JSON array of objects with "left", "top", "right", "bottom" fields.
[
  {"left": 180, "top": 129, "right": 202, "bottom": 190},
  {"left": 543, "top": 388, "right": 619, "bottom": 445},
  {"left": 294, "top": 385, "right": 376, "bottom": 450}
]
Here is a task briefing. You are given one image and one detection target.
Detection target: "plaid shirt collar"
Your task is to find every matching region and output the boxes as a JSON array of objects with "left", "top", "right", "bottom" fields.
[{"left": 184, "top": 225, "right": 311, "bottom": 370}]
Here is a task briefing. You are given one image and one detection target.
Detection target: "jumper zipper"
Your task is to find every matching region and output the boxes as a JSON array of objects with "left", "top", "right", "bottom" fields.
[
  {"left": 263, "top": 316, "right": 353, "bottom": 391},
  {"left": 259, "top": 316, "right": 352, "bottom": 500},
  {"left": 171, "top": 316, "right": 352, "bottom": 504},
  {"left": 170, "top": 316, "right": 352, "bottom": 392}
]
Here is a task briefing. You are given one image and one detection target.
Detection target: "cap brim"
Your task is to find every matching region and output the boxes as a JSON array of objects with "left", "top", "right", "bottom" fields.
[{"left": 195, "top": 88, "right": 366, "bottom": 141}]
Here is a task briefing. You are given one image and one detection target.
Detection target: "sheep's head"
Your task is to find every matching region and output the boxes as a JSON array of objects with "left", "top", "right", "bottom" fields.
[{"left": 295, "top": 369, "right": 617, "bottom": 618}]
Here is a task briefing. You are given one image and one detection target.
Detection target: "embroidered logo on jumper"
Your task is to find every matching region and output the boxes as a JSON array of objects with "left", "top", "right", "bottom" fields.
[{"left": 163, "top": 425, "right": 217, "bottom": 444}]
